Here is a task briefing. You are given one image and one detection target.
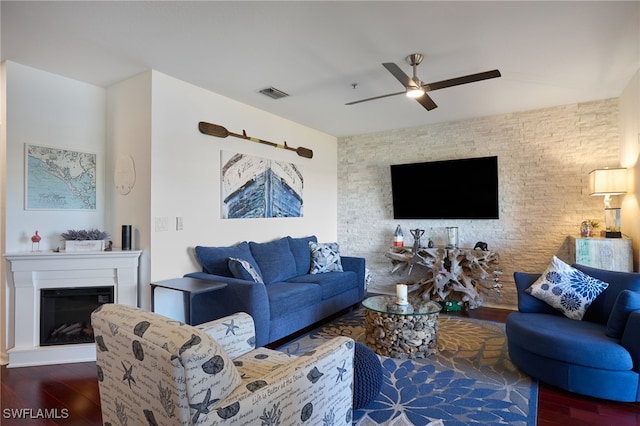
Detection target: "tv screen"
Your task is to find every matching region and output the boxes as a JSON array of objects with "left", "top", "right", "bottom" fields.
[{"left": 390, "top": 156, "right": 499, "bottom": 219}]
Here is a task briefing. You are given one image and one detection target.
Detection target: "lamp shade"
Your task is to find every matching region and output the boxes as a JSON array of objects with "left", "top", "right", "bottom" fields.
[{"left": 589, "top": 168, "right": 628, "bottom": 196}]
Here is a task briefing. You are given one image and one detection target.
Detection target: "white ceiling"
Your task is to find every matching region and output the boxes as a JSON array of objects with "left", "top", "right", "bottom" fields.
[{"left": 2, "top": 1, "right": 639, "bottom": 137}]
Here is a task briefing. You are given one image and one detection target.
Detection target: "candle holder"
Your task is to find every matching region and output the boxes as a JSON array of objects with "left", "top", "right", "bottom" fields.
[{"left": 446, "top": 227, "right": 459, "bottom": 249}]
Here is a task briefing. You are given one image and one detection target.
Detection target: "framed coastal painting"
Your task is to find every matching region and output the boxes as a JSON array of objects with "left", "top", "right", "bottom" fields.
[
  {"left": 221, "top": 151, "right": 304, "bottom": 219},
  {"left": 25, "top": 143, "right": 97, "bottom": 210}
]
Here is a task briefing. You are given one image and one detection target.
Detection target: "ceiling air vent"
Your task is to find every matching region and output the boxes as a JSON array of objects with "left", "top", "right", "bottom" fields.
[{"left": 259, "top": 87, "right": 289, "bottom": 100}]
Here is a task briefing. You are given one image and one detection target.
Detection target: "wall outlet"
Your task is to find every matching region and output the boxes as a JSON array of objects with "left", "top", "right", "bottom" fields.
[
  {"left": 176, "top": 217, "right": 183, "bottom": 231},
  {"left": 155, "top": 217, "right": 169, "bottom": 232}
]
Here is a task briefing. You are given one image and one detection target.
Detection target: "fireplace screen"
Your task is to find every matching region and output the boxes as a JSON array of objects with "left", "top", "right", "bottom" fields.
[{"left": 40, "top": 286, "right": 114, "bottom": 346}]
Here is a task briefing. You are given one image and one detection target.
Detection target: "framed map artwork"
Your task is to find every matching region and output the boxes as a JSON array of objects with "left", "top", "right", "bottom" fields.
[{"left": 25, "top": 144, "right": 97, "bottom": 210}]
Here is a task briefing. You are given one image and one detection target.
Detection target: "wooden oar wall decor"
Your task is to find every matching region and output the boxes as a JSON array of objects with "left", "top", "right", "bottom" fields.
[{"left": 198, "top": 121, "right": 313, "bottom": 159}]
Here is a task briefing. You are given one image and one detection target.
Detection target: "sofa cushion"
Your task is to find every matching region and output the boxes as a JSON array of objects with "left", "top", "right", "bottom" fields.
[
  {"left": 288, "top": 271, "right": 358, "bottom": 299},
  {"left": 287, "top": 235, "right": 317, "bottom": 275},
  {"left": 265, "top": 282, "right": 322, "bottom": 318},
  {"left": 309, "top": 241, "right": 343, "bottom": 274},
  {"left": 573, "top": 264, "right": 640, "bottom": 324},
  {"left": 526, "top": 256, "right": 609, "bottom": 320},
  {"left": 506, "top": 312, "right": 633, "bottom": 371},
  {"left": 196, "top": 242, "right": 261, "bottom": 277},
  {"left": 250, "top": 238, "right": 297, "bottom": 284},
  {"left": 228, "top": 257, "right": 264, "bottom": 284},
  {"left": 606, "top": 290, "right": 640, "bottom": 339}
]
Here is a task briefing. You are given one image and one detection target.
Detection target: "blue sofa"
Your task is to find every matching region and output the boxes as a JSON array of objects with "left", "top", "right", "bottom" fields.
[
  {"left": 184, "top": 235, "right": 366, "bottom": 347},
  {"left": 506, "top": 263, "right": 640, "bottom": 402}
]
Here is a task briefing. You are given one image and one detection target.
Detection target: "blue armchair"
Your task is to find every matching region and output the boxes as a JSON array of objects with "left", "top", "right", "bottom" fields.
[{"left": 506, "top": 263, "right": 640, "bottom": 401}]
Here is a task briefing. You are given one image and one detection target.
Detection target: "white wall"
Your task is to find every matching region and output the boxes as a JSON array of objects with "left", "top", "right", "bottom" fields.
[
  {"left": 105, "top": 71, "right": 152, "bottom": 306},
  {"left": 3, "top": 62, "right": 106, "bottom": 252},
  {"left": 2, "top": 61, "right": 107, "bottom": 363},
  {"left": 620, "top": 69, "right": 640, "bottom": 270},
  {"left": 1, "top": 61, "right": 8, "bottom": 365},
  {"left": 107, "top": 71, "right": 338, "bottom": 312},
  {"left": 2, "top": 63, "right": 339, "bottom": 357},
  {"left": 338, "top": 99, "right": 622, "bottom": 309}
]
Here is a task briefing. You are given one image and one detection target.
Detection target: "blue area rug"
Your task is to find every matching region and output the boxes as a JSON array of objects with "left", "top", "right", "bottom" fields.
[{"left": 277, "top": 309, "right": 537, "bottom": 426}]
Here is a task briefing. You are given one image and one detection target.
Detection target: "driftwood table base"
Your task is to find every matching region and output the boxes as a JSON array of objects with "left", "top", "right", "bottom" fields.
[{"left": 386, "top": 246, "right": 502, "bottom": 309}]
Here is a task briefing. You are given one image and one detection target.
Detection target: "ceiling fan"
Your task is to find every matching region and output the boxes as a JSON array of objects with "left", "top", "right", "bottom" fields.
[{"left": 346, "top": 53, "right": 501, "bottom": 111}]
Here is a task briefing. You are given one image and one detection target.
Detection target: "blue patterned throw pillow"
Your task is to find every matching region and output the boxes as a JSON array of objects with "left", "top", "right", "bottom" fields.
[
  {"left": 227, "top": 257, "right": 264, "bottom": 284},
  {"left": 309, "top": 242, "right": 343, "bottom": 274},
  {"left": 526, "top": 256, "right": 609, "bottom": 320}
]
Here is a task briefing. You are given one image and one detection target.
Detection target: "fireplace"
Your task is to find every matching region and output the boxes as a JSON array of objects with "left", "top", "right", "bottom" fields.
[
  {"left": 40, "top": 286, "right": 114, "bottom": 346},
  {"left": 4, "top": 250, "right": 141, "bottom": 367}
]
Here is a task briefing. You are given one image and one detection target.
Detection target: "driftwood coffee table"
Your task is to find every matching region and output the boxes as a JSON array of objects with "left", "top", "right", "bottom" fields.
[{"left": 362, "top": 295, "right": 441, "bottom": 359}]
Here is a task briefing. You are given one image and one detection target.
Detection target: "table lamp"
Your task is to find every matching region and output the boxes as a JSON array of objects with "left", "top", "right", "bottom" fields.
[{"left": 589, "top": 168, "right": 627, "bottom": 238}]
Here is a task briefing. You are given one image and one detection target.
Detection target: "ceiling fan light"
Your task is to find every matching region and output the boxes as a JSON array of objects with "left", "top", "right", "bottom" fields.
[{"left": 406, "top": 87, "right": 424, "bottom": 98}]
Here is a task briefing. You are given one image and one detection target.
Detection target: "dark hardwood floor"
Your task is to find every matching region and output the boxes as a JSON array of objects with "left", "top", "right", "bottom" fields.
[{"left": 1, "top": 307, "right": 639, "bottom": 425}]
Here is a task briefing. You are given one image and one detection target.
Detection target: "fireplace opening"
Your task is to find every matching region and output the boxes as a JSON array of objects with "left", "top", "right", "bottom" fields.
[{"left": 40, "top": 286, "right": 114, "bottom": 346}]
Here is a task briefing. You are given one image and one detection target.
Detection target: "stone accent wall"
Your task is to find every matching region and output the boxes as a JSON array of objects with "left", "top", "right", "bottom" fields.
[{"left": 337, "top": 99, "right": 620, "bottom": 309}]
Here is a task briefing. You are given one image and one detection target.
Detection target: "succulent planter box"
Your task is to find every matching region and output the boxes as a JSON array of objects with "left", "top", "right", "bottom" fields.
[{"left": 64, "top": 240, "right": 105, "bottom": 252}]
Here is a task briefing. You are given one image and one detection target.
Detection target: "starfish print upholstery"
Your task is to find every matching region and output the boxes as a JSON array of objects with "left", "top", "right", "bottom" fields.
[
  {"left": 223, "top": 319, "right": 240, "bottom": 336},
  {"left": 336, "top": 360, "right": 347, "bottom": 382},
  {"left": 189, "top": 388, "right": 217, "bottom": 423},
  {"left": 122, "top": 361, "right": 136, "bottom": 389}
]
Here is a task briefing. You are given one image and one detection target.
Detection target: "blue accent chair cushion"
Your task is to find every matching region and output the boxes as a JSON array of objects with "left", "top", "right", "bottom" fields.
[
  {"left": 606, "top": 289, "right": 640, "bottom": 338},
  {"left": 513, "top": 272, "right": 561, "bottom": 315},
  {"left": 573, "top": 263, "right": 640, "bottom": 324}
]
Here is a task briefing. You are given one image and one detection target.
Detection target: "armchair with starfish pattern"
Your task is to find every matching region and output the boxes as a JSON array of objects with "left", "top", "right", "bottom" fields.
[{"left": 91, "top": 304, "right": 355, "bottom": 425}]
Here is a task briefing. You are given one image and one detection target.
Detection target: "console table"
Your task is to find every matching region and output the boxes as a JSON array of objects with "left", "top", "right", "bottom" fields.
[
  {"left": 571, "top": 237, "right": 633, "bottom": 272},
  {"left": 385, "top": 246, "right": 502, "bottom": 309}
]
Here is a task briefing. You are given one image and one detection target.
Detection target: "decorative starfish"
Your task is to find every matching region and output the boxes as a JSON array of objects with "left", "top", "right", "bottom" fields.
[
  {"left": 223, "top": 319, "right": 239, "bottom": 336},
  {"left": 189, "top": 388, "right": 216, "bottom": 423},
  {"left": 336, "top": 360, "right": 347, "bottom": 383},
  {"left": 122, "top": 361, "right": 136, "bottom": 389}
]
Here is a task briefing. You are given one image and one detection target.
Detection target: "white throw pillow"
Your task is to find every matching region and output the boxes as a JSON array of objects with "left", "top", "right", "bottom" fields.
[
  {"left": 525, "top": 256, "right": 609, "bottom": 320},
  {"left": 309, "top": 242, "right": 343, "bottom": 274}
]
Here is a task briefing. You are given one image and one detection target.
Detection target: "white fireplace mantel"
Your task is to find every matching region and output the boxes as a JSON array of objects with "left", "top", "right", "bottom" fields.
[{"left": 4, "top": 249, "right": 141, "bottom": 367}]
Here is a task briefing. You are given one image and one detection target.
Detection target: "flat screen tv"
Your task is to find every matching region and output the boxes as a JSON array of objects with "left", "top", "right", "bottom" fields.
[{"left": 390, "top": 156, "right": 499, "bottom": 219}]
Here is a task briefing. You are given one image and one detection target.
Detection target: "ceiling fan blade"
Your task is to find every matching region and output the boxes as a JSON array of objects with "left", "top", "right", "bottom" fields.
[
  {"left": 424, "top": 70, "right": 501, "bottom": 92},
  {"left": 383, "top": 62, "right": 420, "bottom": 88},
  {"left": 345, "top": 91, "right": 405, "bottom": 105},
  {"left": 416, "top": 92, "right": 438, "bottom": 111}
]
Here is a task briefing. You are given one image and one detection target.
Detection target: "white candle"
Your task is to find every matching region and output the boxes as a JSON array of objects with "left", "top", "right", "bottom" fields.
[{"left": 396, "top": 284, "right": 408, "bottom": 303}]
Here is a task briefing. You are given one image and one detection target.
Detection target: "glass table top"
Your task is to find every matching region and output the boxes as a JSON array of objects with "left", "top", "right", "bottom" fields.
[{"left": 362, "top": 295, "right": 442, "bottom": 316}]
